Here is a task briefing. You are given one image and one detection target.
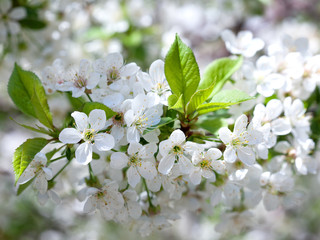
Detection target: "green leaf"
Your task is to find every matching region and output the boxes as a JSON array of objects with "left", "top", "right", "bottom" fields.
[
  {"left": 67, "top": 92, "right": 86, "bottom": 110},
  {"left": 186, "top": 57, "right": 243, "bottom": 116},
  {"left": 196, "top": 103, "right": 229, "bottom": 115},
  {"left": 197, "top": 117, "right": 228, "bottom": 135},
  {"left": 13, "top": 138, "right": 48, "bottom": 185},
  {"left": 144, "top": 117, "right": 175, "bottom": 134},
  {"left": 19, "top": 19, "right": 47, "bottom": 29},
  {"left": 164, "top": 34, "right": 200, "bottom": 106},
  {"left": 82, "top": 102, "right": 116, "bottom": 119},
  {"left": 8, "top": 63, "right": 54, "bottom": 129},
  {"left": 186, "top": 85, "right": 216, "bottom": 115},
  {"left": 17, "top": 177, "right": 36, "bottom": 196},
  {"left": 10, "top": 117, "right": 52, "bottom": 135},
  {"left": 168, "top": 94, "right": 184, "bottom": 113},
  {"left": 210, "top": 89, "right": 254, "bottom": 106},
  {"left": 200, "top": 57, "right": 243, "bottom": 99}
]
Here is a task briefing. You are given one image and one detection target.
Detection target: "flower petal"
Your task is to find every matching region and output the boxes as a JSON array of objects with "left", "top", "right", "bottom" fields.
[
  {"left": 75, "top": 142, "right": 92, "bottom": 165},
  {"left": 59, "top": 128, "right": 82, "bottom": 144},
  {"left": 94, "top": 133, "right": 114, "bottom": 151},
  {"left": 127, "top": 166, "right": 141, "bottom": 187},
  {"left": 89, "top": 109, "right": 106, "bottom": 131},
  {"left": 158, "top": 154, "right": 175, "bottom": 175},
  {"left": 110, "top": 152, "right": 129, "bottom": 169},
  {"left": 71, "top": 111, "right": 88, "bottom": 131}
]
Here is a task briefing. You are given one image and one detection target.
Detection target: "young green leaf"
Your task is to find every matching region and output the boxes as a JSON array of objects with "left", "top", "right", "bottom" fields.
[
  {"left": 195, "top": 89, "right": 253, "bottom": 115},
  {"left": 186, "top": 57, "right": 243, "bottom": 116},
  {"left": 168, "top": 94, "right": 184, "bottom": 113},
  {"left": 144, "top": 117, "right": 175, "bottom": 134},
  {"left": 82, "top": 102, "right": 116, "bottom": 119},
  {"left": 8, "top": 63, "right": 54, "bottom": 129},
  {"left": 197, "top": 117, "right": 228, "bottom": 135},
  {"left": 210, "top": 89, "right": 254, "bottom": 105},
  {"left": 17, "top": 177, "right": 36, "bottom": 196},
  {"left": 199, "top": 57, "right": 243, "bottom": 99},
  {"left": 164, "top": 34, "right": 200, "bottom": 106},
  {"left": 13, "top": 138, "right": 49, "bottom": 185}
]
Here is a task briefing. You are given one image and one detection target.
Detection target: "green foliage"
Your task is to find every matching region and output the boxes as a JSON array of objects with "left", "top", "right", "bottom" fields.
[
  {"left": 210, "top": 89, "right": 254, "bottom": 105},
  {"left": 200, "top": 57, "right": 243, "bottom": 99},
  {"left": 165, "top": 34, "right": 200, "bottom": 106},
  {"left": 82, "top": 102, "right": 116, "bottom": 119},
  {"left": 17, "top": 177, "right": 36, "bottom": 196},
  {"left": 13, "top": 138, "right": 48, "bottom": 185},
  {"left": 197, "top": 117, "right": 228, "bottom": 135},
  {"left": 144, "top": 117, "right": 175, "bottom": 134},
  {"left": 8, "top": 64, "right": 54, "bottom": 129}
]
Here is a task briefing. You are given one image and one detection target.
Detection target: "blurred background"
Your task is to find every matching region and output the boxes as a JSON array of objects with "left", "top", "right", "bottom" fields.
[{"left": 1, "top": 0, "right": 320, "bottom": 239}]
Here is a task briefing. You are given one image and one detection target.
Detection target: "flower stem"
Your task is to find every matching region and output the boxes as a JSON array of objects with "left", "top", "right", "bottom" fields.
[
  {"left": 142, "top": 178, "right": 154, "bottom": 208},
  {"left": 86, "top": 93, "right": 93, "bottom": 102},
  {"left": 51, "top": 158, "right": 72, "bottom": 181}
]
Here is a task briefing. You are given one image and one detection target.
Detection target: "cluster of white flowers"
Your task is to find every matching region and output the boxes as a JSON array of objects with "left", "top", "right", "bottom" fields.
[{"left": 15, "top": 29, "right": 320, "bottom": 237}]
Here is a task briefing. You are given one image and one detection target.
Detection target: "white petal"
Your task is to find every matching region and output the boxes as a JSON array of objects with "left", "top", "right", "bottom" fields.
[
  {"left": 48, "top": 190, "right": 61, "bottom": 204},
  {"left": 79, "top": 59, "right": 90, "bottom": 78},
  {"left": 110, "top": 152, "right": 128, "bottom": 169},
  {"left": 234, "top": 114, "right": 248, "bottom": 136},
  {"left": 137, "top": 161, "right": 157, "bottom": 179},
  {"left": 263, "top": 193, "right": 280, "bottom": 211},
  {"left": 75, "top": 142, "right": 92, "bottom": 165},
  {"left": 170, "top": 129, "right": 185, "bottom": 145},
  {"left": 37, "top": 192, "right": 49, "bottom": 205},
  {"left": 127, "top": 201, "right": 142, "bottom": 219},
  {"left": 237, "top": 147, "right": 255, "bottom": 166},
  {"left": 83, "top": 196, "right": 97, "bottom": 213},
  {"left": 105, "top": 52, "right": 123, "bottom": 69},
  {"left": 149, "top": 59, "right": 165, "bottom": 84},
  {"left": 18, "top": 168, "right": 35, "bottom": 184},
  {"left": 99, "top": 200, "right": 116, "bottom": 220},
  {"left": 128, "top": 142, "right": 143, "bottom": 155},
  {"left": 34, "top": 173, "right": 47, "bottom": 194},
  {"left": 189, "top": 170, "right": 202, "bottom": 185},
  {"left": 59, "top": 128, "right": 82, "bottom": 144},
  {"left": 71, "top": 111, "right": 88, "bottom": 131},
  {"left": 94, "top": 133, "right": 114, "bottom": 151},
  {"left": 127, "top": 167, "right": 141, "bottom": 187},
  {"left": 218, "top": 127, "right": 232, "bottom": 144},
  {"left": 158, "top": 154, "right": 175, "bottom": 175},
  {"left": 206, "top": 148, "right": 222, "bottom": 160},
  {"left": 127, "top": 126, "right": 140, "bottom": 143},
  {"left": 89, "top": 109, "right": 106, "bottom": 131},
  {"left": 178, "top": 155, "right": 193, "bottom": 174},
  {"left": 87, "top": 72, "right": 100, "bottom": 89},
  {"left": 8, "top": 20, "right": 20, "bottom": 35},
  {"left": 202, "top": 169, "right": 215, "bottom": 180},
  {"left": 266, "top": 99, "right": 283, "bottom": 121},
  {"left": 271, "top": 118, "right": 292, "bottom": 135},
  {"left": 103, "top": 93, "right": 124, "bottom": 109},
  {"left": 9, "top": 7, "right": 26, "bottom": 20},
  {"left": 0, "top": 0, "right": 11, "bottom": 13},
  {"left": 223, "top": 147, "right": 237, "bottom": 163},
  {"left": 42, "top": 167, "right": 53, "bottom": 180}
]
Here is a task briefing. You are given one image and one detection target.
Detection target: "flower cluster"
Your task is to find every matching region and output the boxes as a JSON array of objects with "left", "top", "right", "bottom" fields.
[{"left": 10, "top": 30, "right": 320, "bottom": 237}]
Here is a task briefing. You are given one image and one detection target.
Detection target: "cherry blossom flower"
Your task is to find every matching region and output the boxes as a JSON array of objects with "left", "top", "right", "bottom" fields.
[
  {"left": 19, "top": 152, "right": 53, "bottom": 194},
  {"left": 221, "top": 30, "right": 265, "bottom": 58},
  {"left": 83, "top": 180, "right": 124, "bottom": 220},
  {"left": 158, "top": 129, "right": 194, "bottom": 175},
  {"left": 219, "top": 114, "right": 263, "bottom": 166},
  {"left": 59, "top": 109, "right": 115, "bottom": 165},
  {"left": 110, "top": 142, "right": 157, "bottom": 187}
]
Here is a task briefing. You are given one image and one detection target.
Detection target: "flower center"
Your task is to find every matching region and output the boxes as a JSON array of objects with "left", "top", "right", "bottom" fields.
[
  {"left": 172, "top": 145, "right": 183, "bottom": 155},
  {"left": 73, "top": 73, "right": 87, "bottom": 88},
  {"left": 199, "top": 159, "right": 211, "bottom": 169},
  {"left": 112, "top": 113, "right": 124, "bottom": 126},
  {"left": 84, "top": 129, "right": 95, "bottom": 142},
  {"left": 107, "top": 67, "right": 120, "bottom": 83},
  {"left": 129, "top": 153, "right": 141, "bottom": 167}
]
